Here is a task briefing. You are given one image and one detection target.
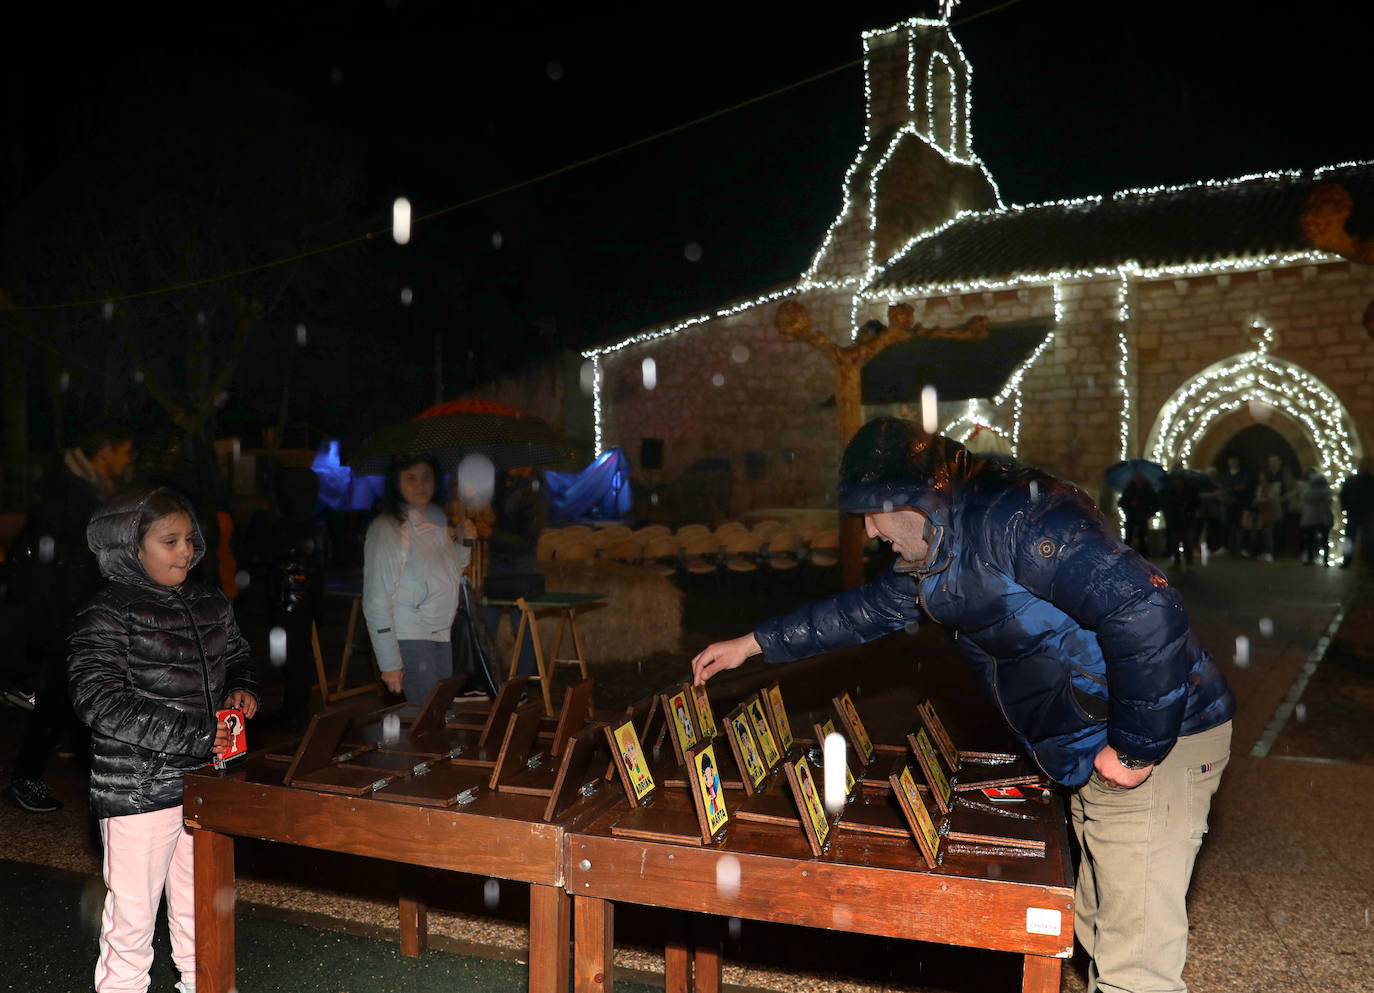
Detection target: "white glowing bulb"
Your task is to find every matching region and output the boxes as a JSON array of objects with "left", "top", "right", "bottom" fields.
[
  {"left": 921, "top": 385, "right": 938, "bottom": 433},
  {"left": 392, "top": 197, "right": 412, "bottom": 245}
]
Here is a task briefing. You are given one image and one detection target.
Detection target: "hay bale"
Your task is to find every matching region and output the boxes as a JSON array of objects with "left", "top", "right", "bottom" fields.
[{"left": 491, "top": 561, "right": 682, "bottom": 665}]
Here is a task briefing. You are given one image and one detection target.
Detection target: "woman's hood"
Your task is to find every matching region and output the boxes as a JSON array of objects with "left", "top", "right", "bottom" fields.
[{"left": 86, "top": 487, "right": 206, "bottom": 586}]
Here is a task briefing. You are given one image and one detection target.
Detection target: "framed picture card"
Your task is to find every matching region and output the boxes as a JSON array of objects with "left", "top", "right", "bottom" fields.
[
  {"left": 908, "top": 728, "right": 952, "bottom": 814},
  {"left": 689, "top": 684, "right": 718, "bottom": 741},
  {"left": 918, "top": 699, "right": 959, "bottom": 771},
  {"left": 605, "top": 718, "right": 656, "bottom": 807},
  {"left": 889, "top": 762, "right": 940, "bottom": 869},
  {"left": 745, "top": 695, "right": 782, "bottom": 770},
  {"left": 833, "top": 692, "right": 875, "bottom": 765},
  {"left": 783, "top": 756, "right": 832, "bottom": 856},
  {"left": 662, "top": 688, "right": 699, "bottom": 765},
  {"left": 725, "top": 706, "right": 769, "bottom": 795},
  {"left": 762, "top": 682, "right": 794, "bottom": 753},
  {"left": 686, "top": 742, "right": 730, "bottom": 844},
  {"left": 811, "top": 717, "right": 856, "bottom": 799}
]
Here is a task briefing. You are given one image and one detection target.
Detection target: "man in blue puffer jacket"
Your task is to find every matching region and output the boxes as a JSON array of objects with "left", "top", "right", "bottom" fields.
[{"left": 692, "top": 417, "right": 1234, "bottom": 993}]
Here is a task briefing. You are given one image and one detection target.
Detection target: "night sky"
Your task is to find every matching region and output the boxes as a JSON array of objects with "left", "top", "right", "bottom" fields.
[{"left": 5, "top": 1, "right": 1367, "bottom": 430}]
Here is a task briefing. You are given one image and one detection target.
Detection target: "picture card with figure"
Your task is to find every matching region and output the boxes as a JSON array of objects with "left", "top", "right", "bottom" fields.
[
  {"left": 833, "top": 692, "right": 876, "bottom": 765},
  {"left": 908, "top": 727, "right": 952, "bottom": 814},
  {"left": 724, "top": 705, "right": 769, "bottom": 795},
  {"left": 783, "top": 755, "right": 833, "bottom": 856},
  {"left": 745, "top": 695, "right": 782, "bottom": 771},
  {"left": 686, "top": 741, "right": 730, "bottom": 844},
  {"left": 890, "top": 761, "right": 941, "bottom": 868},
  {"left": 605, "top": 718, "right": 656, "bottom": 807},
  {"left": 662, "top": 687, "right": 700, "bottom": 766},
  {"left": 761, "top": 682, "right": 794, "bottom": 753},
  {"left": 689, "top": 684, "right": 718, "bottom": 740},
  {"left": 917, "top": 698, "right": 959, "bottom": 771},
  {"left": 811, "top": 717, "right": 856, "bottom": 799}
]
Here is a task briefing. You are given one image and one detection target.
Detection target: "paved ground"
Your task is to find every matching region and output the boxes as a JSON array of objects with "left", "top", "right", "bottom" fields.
[{"left": 1, "top": 552, "right": 1371, "bottom": 992}]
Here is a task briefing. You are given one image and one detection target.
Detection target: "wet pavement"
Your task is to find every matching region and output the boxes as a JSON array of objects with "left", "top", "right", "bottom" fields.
[{"left": 1, "top": 553, "right": 1371, "bottom": 992}]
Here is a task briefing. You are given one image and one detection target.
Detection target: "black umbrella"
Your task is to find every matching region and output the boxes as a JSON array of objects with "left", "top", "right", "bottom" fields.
[
  {"left": 349, "top": 410, "right": 578, "bottom": 476},
  {"left": 1166, "top": 467, "right": 1217, "bottom": 490},
  {"left": 1105, "top": 458, "right": 1166, "bottom": 491}
]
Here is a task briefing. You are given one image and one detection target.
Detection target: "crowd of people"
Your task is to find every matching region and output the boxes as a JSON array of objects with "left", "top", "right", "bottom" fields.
[{"left": 1117, "top": 453, "right": 1374, "bottom": 569}]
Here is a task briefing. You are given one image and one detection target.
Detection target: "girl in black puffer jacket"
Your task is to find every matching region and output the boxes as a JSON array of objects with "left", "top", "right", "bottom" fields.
[{"left": 68, "top": 487, "right": 259, "bottom": 993}]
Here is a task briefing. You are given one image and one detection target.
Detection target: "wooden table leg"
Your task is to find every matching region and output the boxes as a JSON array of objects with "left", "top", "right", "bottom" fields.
[
  {"left": 566, "top": 609, "right": 591, "bottom": 682},
  {"left": 691, "top": 915, "right": 721, "bottom": 993},
  {"left": 1022, "top": 954, "right": 1062, "bottom": 993},
  {"left": 664, "top": 912, "right": 690, "bottom": 993},
  {"left": 516, "top": 598, "right": 555, "bottom": 716},
  {"left": 529, "top": 883, "right": 570, "bottom": 993},
  {"left": 574, "top": 895, "right": 613, "bottom": 993},
  {"left": 192, "top": 828, "right": 235, "bottom": 993},
  {"left": 398, "top": 894, "right": 428, "bottom": 957}
]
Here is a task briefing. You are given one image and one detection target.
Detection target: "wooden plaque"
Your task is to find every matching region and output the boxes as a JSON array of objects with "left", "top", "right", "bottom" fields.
[
  {"left": 724, "top": 705, "right": 769, "bottom": 794},
  {"left": 487, "top": 701, "right": 545, "bottom": 790},
  {"left": 662, "top": 686, "right": 700, "bottom": 766},
  {"left": 685, "top": 741, "right": 730, "bottom": 844},
  {"left": 474, "top": 676, "right": 531, "bottom": 748},
  {"left": 408, "top": 674, "right": 470, "bottom": 747},
  {"left": 833, "top": 692, "right": 875, "bottom": 765},
  {"left": 744, "top": 695, "right": 782, "bottom": 771},
  {"left": 605, "top": 717, "right": 657, "bottom": 807},
  {"left": 811, "top": 717, "right": 857, "bottom": 800},
  {"left": 917, "top": 698, "right": 960, "bottom": 771},
  {"left": 542, "top": 722, "right": 608, "bottom": 822},
  {"left": 909, "top": 727, "right": 952, "bottom": 814},
  {"left": 283, "top": 702, "right": 373, "bottom": 786},
  {"left": 761, "top": 682, "right": 794, "bottom": 753},
  {"left": 549, "top": 678, "right": 594, "bottom": 757},
  {"left": 782, "top": 756, "right": 832, "bottom": 856},
  {"left": 889, "top": 761, "right": 941, "bottom": 869},
  {"left": 688, "top": 683, "right": 718, "bottom": 741}
]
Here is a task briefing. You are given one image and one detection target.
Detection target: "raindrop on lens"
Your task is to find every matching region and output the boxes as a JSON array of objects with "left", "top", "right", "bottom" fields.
[
  {"left": 382, "top": 713, "right": 402, "bottom": 744},
  {"left": 823, "top": 733, "right": 847, "bottom": 814},
  {"left": 457, "top": 453, "right": 496, "bottom": 506},
  {"left": 1247, "top": 398, "right": 1273, "bottom": 421},
  {"left": 833, "top": 905, "right": 853, "bottom": 928},
  {"left": 711, "top": 372, "right": 725, "bottom": 387},
  {"left": 268, "top": 627, "right": 288, "bottom": 667},
  {"left": 1233, "top": 635, "right": 1250, "bottom": 668},
  {"left": 730, "top": 344, "right": 750, "bottom": 364},
  {"left": 1029, "top": 481, "right": 1040, "bottom": 502},
  {"left": 483, "top": 878, "right": 500, "bottom": 909},
  {"left": 650, "top": 492, "right": 660, "bottom": 505},
  {"left": 683, "top": 242, "right": 703, "bottom": 262},
  {"left": 214, "top": 885, "right": 236, "bottom": 916},
  {"left": 79, "top": 877, "right": 106, "bottom": 934},
  {"left": 1258, "top": 617, "right": 1274, "bottom": 637},
  {"left": 296, "top": 323, "right": 308, "bottom": 347},
  {"left": 579, "top": 360, "right": 598, "bottom": 396},
  {"left": 727, "top": 917, "right": 741, "bottom": 941},
  {"left": 400, "top": 287, "right": 413, "bottom": 306},
  {"left": 715, "top": 854, "right": 741, "bottom": 899},
  {"left": 329, "top": 66, "right": 343, "bottom": 86},
  {"left": 491, "top": 231, "right": 503, "bottom": 249},
  {"left": 234, "top": 570, "right": 251, "bottom": 590},
  {"left": 920, "top": 384, "right": 939, "bottom": 433},
  {"left": 392, "top": 197, "right": 411, "bottom": 245},
  {"left": 1295, "top": 703, "right": 1307, "bottom": 722},
  {"left": 545, "top": 61, "right": 564, "bottom": 81},
  {"left": 641, "top": 358, "right": 657, "bottom": 390},
  {"left": 37, "top": 535, "right": 55, "bottom": 564},
  {"left": 904, "top": 620, "right": 920, "bottom": 635},
  {"left": 882, "top": 500, "right": 894, "bottom": 513},
  {"left": 58, "top": 371, "right": 70, "bottom": 392},
  {"left": 133, "top": 369, "right": 145, "bottom": 384},
  {"left": 196, "top": 310, "right": 206, "bottom": 327},
  {"left": 102, "top": 301, "right": 115, "bottom": 321}
]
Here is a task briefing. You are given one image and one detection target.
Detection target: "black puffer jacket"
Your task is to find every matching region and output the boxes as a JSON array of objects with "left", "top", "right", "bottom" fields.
[{"left": 68, "top": 489, "right": 258, "bottom": 818}]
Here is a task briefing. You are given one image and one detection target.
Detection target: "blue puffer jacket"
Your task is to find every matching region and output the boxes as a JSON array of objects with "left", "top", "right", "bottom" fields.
[{"left": 755, "top": 426, "right": 1234, "bottom": 787}]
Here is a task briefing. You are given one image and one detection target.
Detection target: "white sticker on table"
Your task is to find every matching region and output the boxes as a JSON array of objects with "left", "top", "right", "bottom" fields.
[{"left": 1026, "top": 907, "right": 1062, "bottom": 936}]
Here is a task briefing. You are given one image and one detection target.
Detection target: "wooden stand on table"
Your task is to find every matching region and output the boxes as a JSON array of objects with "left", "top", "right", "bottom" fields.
[
  {"left": 497, "top": 593, "right": 605, "bottom": 717},
  {"left": 311, "top": 612, "right": 382, "bottom": 707}
]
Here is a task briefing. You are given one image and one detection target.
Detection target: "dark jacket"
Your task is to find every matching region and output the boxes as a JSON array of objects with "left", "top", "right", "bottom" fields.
[
  {"left": 67, "top": 489, "right": 259, "bottom": 818},
  {"left": 754, "top": 422, "right": 1234, "bottom": 788}
]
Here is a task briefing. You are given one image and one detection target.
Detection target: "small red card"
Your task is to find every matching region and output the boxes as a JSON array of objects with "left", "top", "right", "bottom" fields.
[{"left": 214, "top": 708, "right": 247, "bottom": 769}]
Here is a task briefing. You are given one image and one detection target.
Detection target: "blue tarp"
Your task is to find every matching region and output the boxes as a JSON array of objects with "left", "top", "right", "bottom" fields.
[
  {"left": 312, "top": 440, "right": 384, "bottom": 511},
  {"left": 543, "top": 447, "right": 633, "bottom": 522}
]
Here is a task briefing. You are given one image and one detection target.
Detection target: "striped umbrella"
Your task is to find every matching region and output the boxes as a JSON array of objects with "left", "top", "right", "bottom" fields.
[{"left": 350, "top": 404, "right": 577, "bottom": 476}]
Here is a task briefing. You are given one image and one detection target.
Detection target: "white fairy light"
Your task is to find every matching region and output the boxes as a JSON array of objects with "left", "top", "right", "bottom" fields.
[{"left": 392, "top": 197, "right": 411, "bottom": 245}]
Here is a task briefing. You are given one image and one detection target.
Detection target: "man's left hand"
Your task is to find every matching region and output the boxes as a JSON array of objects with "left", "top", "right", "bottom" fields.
[
  {"left": 1093, "top": 744, "right": 1153, "bottom": 789},
  {"left": 223, "top": 690, "right": 259, "bottom": 720}
]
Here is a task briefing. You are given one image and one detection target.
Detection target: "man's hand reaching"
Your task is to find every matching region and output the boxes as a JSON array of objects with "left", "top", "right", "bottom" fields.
[{"left": 690, "top": 633, "right": 761, "bottom": 686}]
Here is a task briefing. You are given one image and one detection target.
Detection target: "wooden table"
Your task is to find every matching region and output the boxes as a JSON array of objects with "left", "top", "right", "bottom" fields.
[
  {"left": 184, "top": 747, "right": 618, "bottom": 993},
  {"left": 565, "top": 791, "right": 1074, "bottom": 993},
  {"left": 484, "top": 592, "right": 608, "bottom": 716}
]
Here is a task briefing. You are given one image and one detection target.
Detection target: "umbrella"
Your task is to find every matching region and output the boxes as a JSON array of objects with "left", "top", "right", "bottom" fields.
[
  {"left": 350, "top": 404, "right": 577, "bottom": 476},
  {"left": 1165, "top": 467, "right": 1217, "bottom": 491},
  {"left": 1105, "top": 458, "right": 1166, "bottom": 491}
]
